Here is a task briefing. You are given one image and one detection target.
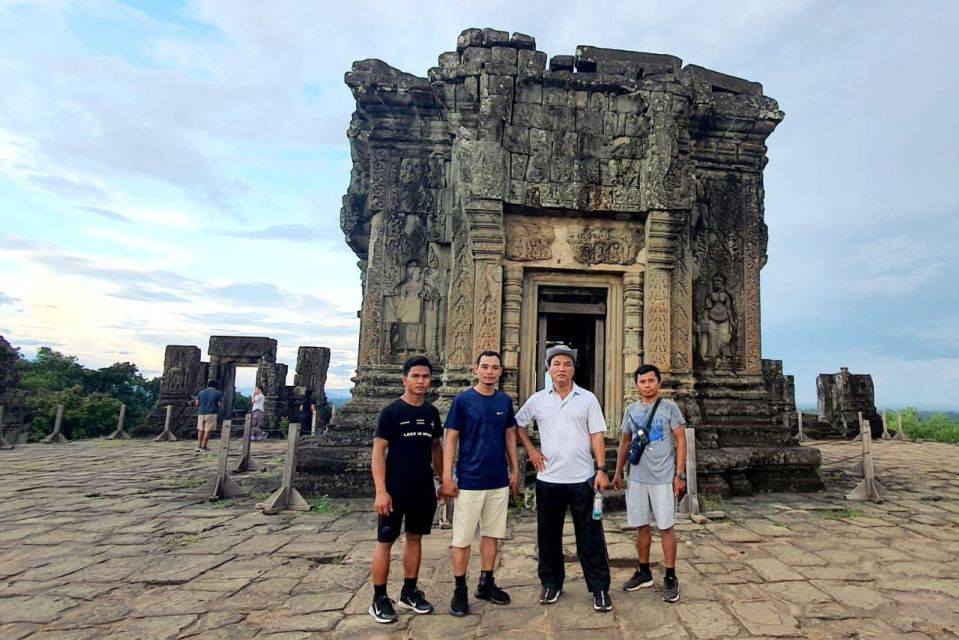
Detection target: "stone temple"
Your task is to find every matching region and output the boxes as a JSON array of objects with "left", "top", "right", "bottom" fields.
[{"left": 300, "top": 28, "right": 821, "bottom": 497}]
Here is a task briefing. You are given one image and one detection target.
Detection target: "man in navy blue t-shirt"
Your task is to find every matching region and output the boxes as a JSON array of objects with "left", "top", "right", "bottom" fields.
[{"left": 441, "top": 350, "right": 519, "bottom": 616}]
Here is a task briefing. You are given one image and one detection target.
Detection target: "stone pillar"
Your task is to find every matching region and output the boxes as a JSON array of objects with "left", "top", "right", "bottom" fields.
[
  {"left": 501, "top": 263, "right": 523, "bottom": 401},
  {"left": 623, "top": 271, "right": 644, "bottom": 402},
  {"left": 741, "top": 174, "right": 766, "bottom": 375}
]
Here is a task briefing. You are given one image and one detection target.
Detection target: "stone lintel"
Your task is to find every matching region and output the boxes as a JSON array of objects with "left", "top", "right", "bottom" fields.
[
  {"left": 207, "top": 336, "right": 277, "bottom": 360},
  {"left": 575, "top": 46, "right": 682, "bottom": 75},
  {"left": 681, "top": 64, "right": 763, "bottom": 96}
]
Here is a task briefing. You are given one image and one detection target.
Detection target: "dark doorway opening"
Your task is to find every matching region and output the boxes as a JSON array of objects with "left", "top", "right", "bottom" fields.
[{"left": 536, "top": 286, "right": 607, "bottom": 407}]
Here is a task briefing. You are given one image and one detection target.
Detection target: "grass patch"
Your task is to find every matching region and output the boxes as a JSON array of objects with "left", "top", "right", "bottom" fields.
[
  {"left": 170, "top": 476, "right": 206, "bottom": 489},
  {"left": 211, "top": 499, "right": 238, "bottom": 509},
  {"left": 821, "top": 507, "right": 865, "bottom": 521},
  {"left": 308, "top": 495, "right": 336, "bottom": 514},
  {"left": 164, "top": 534, "right": 200, "bottom": 547},
  {"left": 703, "top": 495, "right": 723, "bottom": 512},
  {"left": 251, "top": 491, "right": 272, "bottom": 502}
]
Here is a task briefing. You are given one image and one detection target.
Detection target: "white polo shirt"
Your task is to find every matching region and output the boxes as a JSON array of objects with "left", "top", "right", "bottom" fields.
[{"left": 515, "top": 383, "right": 607, "bottom": 484}]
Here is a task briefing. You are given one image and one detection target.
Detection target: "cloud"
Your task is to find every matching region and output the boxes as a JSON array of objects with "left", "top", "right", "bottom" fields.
[
  {"left": 79, "top": 205, "right": 130, "bottom": 223},
  {"left": 227, "top": 223, "right": 325, "bottom": 242},
  {"left": 0, "top": 291, "right": 20, "bottom": 306}
]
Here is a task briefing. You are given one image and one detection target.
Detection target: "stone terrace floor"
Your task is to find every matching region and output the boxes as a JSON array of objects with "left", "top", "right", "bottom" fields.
[{"left": 1, "top": 437, "right": 958, "bottom": 639}]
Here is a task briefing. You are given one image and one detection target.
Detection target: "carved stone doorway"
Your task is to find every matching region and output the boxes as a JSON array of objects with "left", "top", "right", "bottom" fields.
[
  {"left": 535, "top": 286, "right": 607, "bottom": 409},
  {"left": 519, "top": 272, "right": 624, "bottom": 436}
]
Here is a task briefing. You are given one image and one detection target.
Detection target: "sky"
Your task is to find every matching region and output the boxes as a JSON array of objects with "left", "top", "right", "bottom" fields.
[{"left": 0, "top": 0, "right": 957, "bottom": 409}]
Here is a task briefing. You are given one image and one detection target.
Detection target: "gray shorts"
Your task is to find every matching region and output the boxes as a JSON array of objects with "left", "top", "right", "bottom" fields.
[{"left": 626, "top": 481, "right": 676, "bottom": 530}]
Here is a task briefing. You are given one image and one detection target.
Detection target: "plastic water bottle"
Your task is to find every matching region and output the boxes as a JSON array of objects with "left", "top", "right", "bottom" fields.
[{"left": 592, "top": 489, "right": 603, "bottom": 520}]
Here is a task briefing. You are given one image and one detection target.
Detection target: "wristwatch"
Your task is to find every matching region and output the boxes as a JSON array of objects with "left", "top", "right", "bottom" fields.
[
  {"left": 676, "top": 472, "right": 687, "bottom": 480},
  {"left": 597, "top": 466, "right": 608, "bottom": 474}
]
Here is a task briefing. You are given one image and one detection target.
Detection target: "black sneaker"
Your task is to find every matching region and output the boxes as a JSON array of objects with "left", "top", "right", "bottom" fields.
[
  {"left": 593, "top": 590, "right": 613, "bottom": 611},
  {"left": 475, "top": 578, "right": 511, "bottom": 605},
  {"left": 662, "top": 575, "right": 680, "bottom": 603},
  {"left": 397, "top": 588, "right": 433, "bottom": 614},
  {"left": 449, "top": 586, "right": 469, "bottom": 617},
  {"left": 368, "top": 594, "right": 398, "bottom": 624},
  {"left": 538, "top": 585, "right": 562, "bottom": 605},
  {"left": 623, "top": 567, "right": 654, "bottom": 591}
]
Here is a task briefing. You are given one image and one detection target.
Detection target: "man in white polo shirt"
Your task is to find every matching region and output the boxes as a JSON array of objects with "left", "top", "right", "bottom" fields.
[{"left": 515, "top": 344, "right": 613, "bottom": 612}]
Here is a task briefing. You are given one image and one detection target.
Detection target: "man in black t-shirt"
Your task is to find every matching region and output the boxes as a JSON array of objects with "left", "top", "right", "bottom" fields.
[{"left": 369, "top": 356, "right": 444, "bottom": 624}]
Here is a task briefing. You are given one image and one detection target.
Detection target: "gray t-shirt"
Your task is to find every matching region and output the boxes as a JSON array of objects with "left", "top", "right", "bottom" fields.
[{"left": 621, "top": 397, "right": 685, "bottom": 484}]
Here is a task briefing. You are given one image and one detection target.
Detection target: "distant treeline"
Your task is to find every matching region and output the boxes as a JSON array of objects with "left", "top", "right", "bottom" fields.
[{"left": 16, "top": 347, "right": 160, "bottom": 441}]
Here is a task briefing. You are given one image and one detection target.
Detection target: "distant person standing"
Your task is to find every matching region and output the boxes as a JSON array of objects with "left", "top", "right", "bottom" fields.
[
  {"left": 194, "top": 379, "right": 222, "bottom": 452},
  {"left": 250, "top": 385, "right": 267, "bottom": 441},
  {"left": 301, "top": 389, "right": 317, "bottom": 432}
]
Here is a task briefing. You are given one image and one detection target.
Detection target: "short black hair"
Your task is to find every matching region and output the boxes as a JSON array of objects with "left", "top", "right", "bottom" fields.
[
  {"left": 207, "top": 379, "right": 218, "bottom": 388},
  {"left": 634, "top": 364, "right": 662, "bottom": 383},
  {"left": 475, "top": 350, "right": 502, "bottom": 366},
  {"left": 402, "top": 355, "right": 433, "bottom": 376}
]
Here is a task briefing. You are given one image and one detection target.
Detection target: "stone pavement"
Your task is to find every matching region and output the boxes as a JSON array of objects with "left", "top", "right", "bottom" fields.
[{"left": 1, "top": 437, "right": 958, "bottom": 639}]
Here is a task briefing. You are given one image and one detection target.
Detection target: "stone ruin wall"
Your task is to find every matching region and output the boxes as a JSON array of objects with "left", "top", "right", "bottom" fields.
[
  {"left": 137, "top": 336, "right": 331, "bottom": 438},
  {"left": 301, "top": 27, "right": 824, "bottom": 498}
]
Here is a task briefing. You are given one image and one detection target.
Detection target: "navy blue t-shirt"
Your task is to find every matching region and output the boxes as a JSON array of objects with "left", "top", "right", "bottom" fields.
[
  {"left": 197, "top": 388, "right": 222, "bottom": 416},
  {"left": 445, "top": 388, "right": 516, "bottom": 490}
]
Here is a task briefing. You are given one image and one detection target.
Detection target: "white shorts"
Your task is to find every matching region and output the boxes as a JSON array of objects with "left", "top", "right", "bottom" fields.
[
  {"left": 626, "top": 482, "right": 676, "bottom": 530},
  {"left": 451, "top": 487, "right": 509, "bottom": 548}
]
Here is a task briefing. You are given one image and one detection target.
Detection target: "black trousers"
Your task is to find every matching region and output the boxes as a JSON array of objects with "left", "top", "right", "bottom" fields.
[{"left": 536, "top": 478, "right": 611, "bottom": 593}]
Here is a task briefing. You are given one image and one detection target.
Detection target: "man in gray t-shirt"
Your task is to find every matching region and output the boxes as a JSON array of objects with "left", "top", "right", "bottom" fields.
[{"left": 612, "top": 364, "right": 687, "bottom": 604}]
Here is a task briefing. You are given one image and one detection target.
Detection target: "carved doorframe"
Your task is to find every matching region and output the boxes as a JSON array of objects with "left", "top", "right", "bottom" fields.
[{"left": 518, "top": 271, "right": 625, "bottom": 437}]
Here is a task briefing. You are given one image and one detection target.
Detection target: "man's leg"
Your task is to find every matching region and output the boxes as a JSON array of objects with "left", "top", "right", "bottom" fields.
[
  {"left": 636, "top": 525, "right": 652, "bottom": 563},
  {"left": 568, "top": 480, "right": 611, "bottom": 596},
  {"left": 536, "top": 480, "right": 568, "bottom": 597},
  {"left": 475, "top": 486, "right": 510, "bottom": 603},
  {"left": 450, "top": 490, "right": 482, "bottom": 616},
  {"left": 650, "top": 483, "right": 680, "bottom": 603},
  {"left": 403, "top": 533, "right": 423, "bottom": 579},
  {"left": 370, "top": 505, "right": 401, "bottom": 624},
  {"left": 396, "top": 494, "right": 437, "bottom": 615}
]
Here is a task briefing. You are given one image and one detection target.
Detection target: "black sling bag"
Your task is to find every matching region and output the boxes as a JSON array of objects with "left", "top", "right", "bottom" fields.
[{"left": 627, "top": 398, "right": 662, "bottom": 466}]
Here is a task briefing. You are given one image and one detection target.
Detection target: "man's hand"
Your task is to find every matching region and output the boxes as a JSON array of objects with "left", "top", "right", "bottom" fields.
[
  {"left": 509, "top": 472, "right": 520, "bottom": 498},
  {"left": 527, "top": 448, "right": 548, "bottom": 473},
  {"left": 374, "top": 491, "right": 392, "bottom": 516},
  {"left": 441, "top": 477, "right": 459, "bottom": 499},
  {"left": 436, "top": 485, "right": 447, "bottom": 506},
  {"left": 612, "top": 473, "right": 623, "bottom": 492},
  {"left": 673, "top": 475, "right": 686, "bottom": 497},
  {"left": 593, "top": 470, "right": 610, "bottom": 493}
]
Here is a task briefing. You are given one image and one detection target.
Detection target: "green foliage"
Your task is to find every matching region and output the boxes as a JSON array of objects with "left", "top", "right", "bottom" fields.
[
  {"left": 233, "top": 390, "right": 252, "bottom": 413},
  {"left": 891, "top": 407, "right": 959, "bottom": 443},
  {"left": 26, "top": 385, "right": 121, "bottom": 441},
  {"left": 16, "top": 345, "right": 161, "bottom": 441},
  {"left": 821, "top": 507, "right": 864, "bottom": 520},
  {"left": 308, "top": 495, "right": 335, "bottom": 514}
]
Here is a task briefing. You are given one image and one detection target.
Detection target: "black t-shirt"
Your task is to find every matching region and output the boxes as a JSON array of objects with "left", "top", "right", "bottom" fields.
[{"left": 373, "top": 398, "right": 443, "bottom": 497}]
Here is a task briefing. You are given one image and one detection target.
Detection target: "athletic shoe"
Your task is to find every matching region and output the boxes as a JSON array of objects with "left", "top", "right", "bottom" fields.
[
  {"left": 623, "top": 567, "right": 654, "bottom": 591},
  {"left": 539, "top": 585, "right": 562, "bottom": 605},
  {"left": 368, "top": 594, "right": 398, "bottom": 623},
  {"left": 475, "top": 578, "right": 511, "bottom": 605},
  {"left": 201, "top": 446, "right": 211, "bottom": 451},
  {"left": 449, "top": 586, "right": 469, "bottom": 617},
  {"left": 662, "top": 575, "right": 680, "bottom": 603},
  {"left": 397, "top": 588, "right": 433, "bottom": 614},
  {"left": 194, "top": 446, "right": 204, "bottom": 452},
  {"left": 593, "top": 590, "right": 613, "bottom": 611}
]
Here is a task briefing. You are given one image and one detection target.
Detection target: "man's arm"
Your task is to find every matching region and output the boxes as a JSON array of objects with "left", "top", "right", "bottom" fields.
[
  {"left": 431, "top": 438, "right": 444, "bottom": 501},
  {"left": 506, "top": 427, "right": 519, "bottom": 497},
  {"left": 673, "top": 424, "right": 687, "bottom": 497},
  {"left": 441, "top": 429, "right": 459, "bottom": 498},
  {"left": 371, "top": 437, "right": 392, "bottom": 515},
  {"left": 516, "top": 426, "right": 547, "bottom": 472},
  {"left": 612, "top": 430, "right": 631, "bottom": 491},
  {"left": 591, "top": 430, "right": 609, "bottom": 492}
]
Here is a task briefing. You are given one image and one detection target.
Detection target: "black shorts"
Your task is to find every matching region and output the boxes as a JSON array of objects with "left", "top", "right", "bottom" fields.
[{"left": 377, "top": 492, "right": 437, "bottom": 543}]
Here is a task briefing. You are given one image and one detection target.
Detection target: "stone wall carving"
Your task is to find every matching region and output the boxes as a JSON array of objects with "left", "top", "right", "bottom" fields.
[
  {"left": 317, "top": 28, "right": 819, "bottom": 499},
  {"left": 505, "top": 223, "right": 553, "bottom": 261},
  {"left": 571, "top": 226, "right": 644, "bottom": 265}
]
